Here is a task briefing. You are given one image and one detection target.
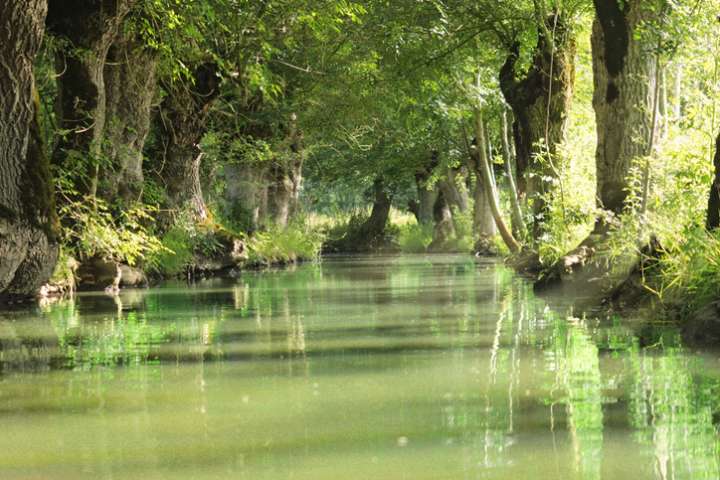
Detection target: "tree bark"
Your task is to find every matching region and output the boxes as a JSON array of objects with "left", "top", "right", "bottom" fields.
[
  {"left": 100, "top": 27, "right": 158, "bottom": 205},
  {"left": 46, "top": 0, "right": 135, "bottom": 197},
  {"left": 591, "top": 0, "right": 655, "bottom": 217},
  {"left": 157, "top": 63, "right": 220, "bottom": 227},
  {"left": 499, "top": 13, "right": 575, "bottom": 239},
  {"left": 0, "top": 0, "right": 59, "bottom": 298},
  {"left": 223, "top": 162, "right": 269, "bottom": 232}
]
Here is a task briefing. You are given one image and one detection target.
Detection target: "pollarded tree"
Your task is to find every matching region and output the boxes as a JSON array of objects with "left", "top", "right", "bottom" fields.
[
  {"left": 46, "top": 0, "right": 135, "bottom": 197},
  {"left": 499, "top": 11, "right": 577, "bottom": 239},
  {"left": 0, "top": 0, "right": 59, "bottom": 297}
]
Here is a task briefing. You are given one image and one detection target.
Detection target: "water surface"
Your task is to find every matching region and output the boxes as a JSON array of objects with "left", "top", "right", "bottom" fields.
[{"left": 1, "top": 255, "right": 719, "bottom": 479}]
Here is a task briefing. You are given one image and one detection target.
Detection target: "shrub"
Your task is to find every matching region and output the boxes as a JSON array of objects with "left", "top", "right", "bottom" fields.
[
  {"left": 59, "top": 197, "right": 165, "bottom": 266},
  {"left": 398, "top": 222, "right": 434, "bottom": 253},
  {"left": 247, "top": 222, "right": 324, "bottom": 265}
]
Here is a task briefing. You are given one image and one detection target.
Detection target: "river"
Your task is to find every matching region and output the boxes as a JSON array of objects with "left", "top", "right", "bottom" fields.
[{"left": 0, "top": 254, "right": 718, "bottom": 479}]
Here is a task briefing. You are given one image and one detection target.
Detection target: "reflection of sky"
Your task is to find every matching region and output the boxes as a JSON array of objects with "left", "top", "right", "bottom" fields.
[{"left": 0, "top": 254, "right": 718, "bottom": 480}]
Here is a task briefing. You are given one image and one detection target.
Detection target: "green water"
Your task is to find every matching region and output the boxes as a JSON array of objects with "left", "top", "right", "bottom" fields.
[{"left": 1, "top": 255, "right": 719, "bottom": 479}]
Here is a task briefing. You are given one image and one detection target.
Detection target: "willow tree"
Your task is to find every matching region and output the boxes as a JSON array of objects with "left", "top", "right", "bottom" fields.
[{"left": 0, "top": 0, "right": 59, "bottom": 297}]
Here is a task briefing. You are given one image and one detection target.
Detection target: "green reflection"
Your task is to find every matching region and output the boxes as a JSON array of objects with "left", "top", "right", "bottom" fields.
[{"left": 0, "top": 255, "right": 718, "bottom": 480}]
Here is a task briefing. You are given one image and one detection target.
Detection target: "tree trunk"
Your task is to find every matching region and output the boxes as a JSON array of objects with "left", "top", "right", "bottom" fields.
[
  {"left": 591, "top": 0, "right": 655, "bottom": 217},
  {"left": 472, "top": 173, "right": 496, "bottom": 241},
  {"left": 438, "top": 165, "right": 469, "bottom": 214},
  {"left": 473, "top": 109, "right": 520, "bottom": 254},
  {"left": 157, "top": 63, "right": 220, "bottom": 227},
  {"left": 415, "top": 183, "right": 438, "bottom": 226},
  {"left": 430, "top": 190, "right": 455, "bottom": 249},
  {"left": 499, "top": 13, "right": 575, "bottom": 240},
  {"left": 0, "top": 0, "right": 60, "bottom": 298},
  {"left": 535, "top": 0, "right": 658, "bottom": 294},
  {"left": 223, "top": 162, "right": 269, "bottom": 232},
  {"left": 358, "top": 179, "right": 392, "bottom": 240},
  {"left": 501, "top": 108, "right": 526, "bottom": 239},
  {"left": 414, "top": 152, "right": 440, "bottom": 225},
  {"left": 267, "top": 113, "right": 304, "bottom": 229},
  {"left": 673, "top": 62, "right": 682, "bottom": 119},
  {"left": 99, "top": 27, "right": 158, "bottom": 205},
  {"left": 707, "top": 132, "right": 720, "bottom": 230},
  {"left": 46, "top": 0, "right": 135, "bottom": 197}
]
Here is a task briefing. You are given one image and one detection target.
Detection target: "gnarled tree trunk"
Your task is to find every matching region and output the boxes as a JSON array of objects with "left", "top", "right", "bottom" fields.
[
  {"left": 100, "top": 27, "right": 158, "bottom": 205},
  {"left": 157, "top": 63, "right": 220, "bottom": 227},
  {"left": 46, "top": 0, "right": 135, "bottom": 197},
  {"left": 358, "top": 179, "right": 393, "bottom": 241},
  {"left": 499, "top": 13, "right": 575, "bottom": 240},
  {"left": 0, "top": 0, "right": 59, "bottom": 298},
  {"left": 591, "top": 0, "right": 655, "bottom": 217}
]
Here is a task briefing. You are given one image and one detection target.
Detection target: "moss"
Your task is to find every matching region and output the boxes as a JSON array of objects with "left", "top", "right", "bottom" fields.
[{"left": 21, "top": 86, "right": 59, "bottom": 241}]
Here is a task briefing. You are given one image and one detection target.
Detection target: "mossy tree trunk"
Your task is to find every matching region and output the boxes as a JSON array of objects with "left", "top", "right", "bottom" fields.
[
  {"left": 157, "top": 63, "right": 220, "bottom": 227},
  {"left": 0, "top": 0, "right": 60, "bottom": 298},
  {"left": 499, "top": 13, "right": 575, "bottom": 240},
  {"left": 100, "top": 26, "right": 158, "bottom": 205},
  {"left": 591, "top": 0, "right": 655, "bottom": 219},
  {"left": 46, "top": 0, "right": 135, "bottom": 197}
]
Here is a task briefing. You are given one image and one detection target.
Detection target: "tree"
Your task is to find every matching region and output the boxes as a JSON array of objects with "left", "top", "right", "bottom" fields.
[
  {"left": 99, "top": 20, "right": 159, "bottom": 205},
  {"left": 46, "top": 0, "right": 135, "bottom": 197},
  {"left": 499, "top": 12, "right": 576, "bottom": 239},
  {"left": 591, "top": 0, "right": 656, "bottom": 219},
  {"left": 0, "top": 0, "right": 59, "bottom": 298}
]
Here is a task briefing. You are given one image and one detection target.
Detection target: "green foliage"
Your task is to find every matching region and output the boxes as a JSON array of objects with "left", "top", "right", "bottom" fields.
[
  {"left": 148, "top": 227, "right": 195, "bottom": 276},
  {"left": 398, "top": 223, "right": 434, "bottom": 253},
  {"left": 247, "top": 223, "right": 324, "bottom": 265},
  {"left": 446, "top": 206, "right": 475, "bottom": 253},
  {"left": 58, "top": 197, "right": 165, "bottom": 266}
]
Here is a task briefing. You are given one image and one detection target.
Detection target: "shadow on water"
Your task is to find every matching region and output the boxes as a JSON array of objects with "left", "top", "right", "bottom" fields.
[{"left": 0, "top": 254, "right": 718, "bottom": 479}]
